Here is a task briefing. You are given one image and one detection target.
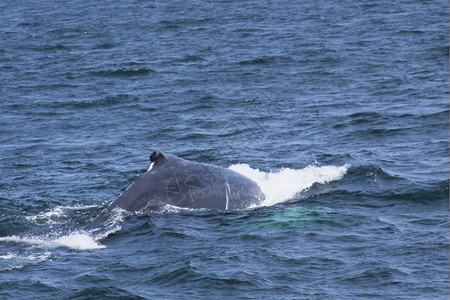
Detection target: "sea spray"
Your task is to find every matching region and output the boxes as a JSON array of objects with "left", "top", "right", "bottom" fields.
[
  {"left": 229, "top": 163, "right": 350, "bottom": 206},
  {"left": 0, "top": 232, "right": 105, "bottom": 250}
]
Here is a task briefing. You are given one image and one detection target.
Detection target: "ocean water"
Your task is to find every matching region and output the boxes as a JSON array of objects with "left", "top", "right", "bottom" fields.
[{"left": 0, "top": 0, "right": 448, "bottom": 298}]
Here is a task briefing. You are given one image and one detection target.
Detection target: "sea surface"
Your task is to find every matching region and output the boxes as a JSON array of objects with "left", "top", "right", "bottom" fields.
[{"left": 0, "top": 0, "right": 448, "bottom": 299}]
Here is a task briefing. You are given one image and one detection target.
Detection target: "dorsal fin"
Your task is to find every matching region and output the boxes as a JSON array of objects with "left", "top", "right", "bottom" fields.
[{"left": 149, "top": 150, "right": 167, "bottom": 165}]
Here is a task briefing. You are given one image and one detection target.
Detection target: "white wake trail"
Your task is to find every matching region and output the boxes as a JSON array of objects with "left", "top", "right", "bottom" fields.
[{"left": 229, "top": 163, "right": 349, "bottom": 207}]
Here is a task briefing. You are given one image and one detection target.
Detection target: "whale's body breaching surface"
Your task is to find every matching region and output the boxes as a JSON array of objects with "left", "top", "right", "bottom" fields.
[{"left": 89, "top": 150, "right": 265, "bottom": 226}]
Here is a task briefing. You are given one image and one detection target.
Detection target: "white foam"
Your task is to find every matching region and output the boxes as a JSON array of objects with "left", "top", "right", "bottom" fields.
[
  {"left": 0, "top": 231, "right": 105, "bottom": 250},
  {"left": 0, "top": 252, "right": 52, "bottom": 271},
  {"left": 229, "top": 163, "right": 349, "bottom": 207},
  {"left": 0, "top": 252, "right": 51, "bottom": 261},
  {"left": 157, "top": 203, "right": 204, "bottom": 213},
  {"left": 25, "top": 205, "right": 98, "bottom": 224},
  {"left": 52, "top": 232, "right": 105, "bottom": 250},
  {"left": 24, "top": 207, "right": 64, "bottom": 224},
  {"left": 91, "top": 207, "right": 127, "bottom": 241}
]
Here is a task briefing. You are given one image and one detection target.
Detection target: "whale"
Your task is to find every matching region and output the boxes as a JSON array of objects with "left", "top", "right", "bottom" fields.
[{"left": 89, "top": 150, "right": 265, "bottom": 226}]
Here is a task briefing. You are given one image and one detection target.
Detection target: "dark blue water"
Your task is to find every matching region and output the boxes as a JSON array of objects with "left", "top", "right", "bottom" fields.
[{"left": 1, "top": 0, "right": 448, "bottom": 299}]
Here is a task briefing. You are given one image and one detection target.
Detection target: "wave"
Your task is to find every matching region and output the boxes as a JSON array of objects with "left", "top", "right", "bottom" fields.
[
  {"left": 371, "top": 179, "right": 449, "bottom": 203},
  {"left": 88, "top": 207, "right": 129, "bottom": 241},
  {"left": 91, "top": 67, "right": 155, "bottom": 78},
  {"left": 72, "top": 94, "right": 139, "bottom": 109},
  {"left": 0, "top": 207, "right": 127, "bottom": 257},
  {"left": 238, "top": 55, "right": 294, "bottom": 66},
  {"left": 24, "top": 204, "right": 98, "bottom": 225},
  {"left": 0, "top": 232, "right": 104, "bottom": 251},
  {"left": 18, "top": 44, "right": 70, "bottom": 52},
  {"left": 0, "top": 252, "right": 52, "bottom": 271},
  {"left": 172, "top": 54, "right": 205, "bottom": 63},
  {"left": 229, "top": 163, "right": 350, "bottom": 207}
]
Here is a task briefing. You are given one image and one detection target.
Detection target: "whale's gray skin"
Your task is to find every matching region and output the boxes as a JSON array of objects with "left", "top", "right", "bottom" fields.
[{"left": 89, "top": 150, "right": 265, "bottom": 226}]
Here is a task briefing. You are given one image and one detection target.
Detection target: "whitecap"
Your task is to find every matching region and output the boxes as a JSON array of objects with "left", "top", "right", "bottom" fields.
[
  {"left": 0, "top": 231, "right": 105, "bottom": 250},
  {"left": 229, "top": 163, "right": 349, "bottom": 207},
  {"left": 0, "top": 251, "right": 52, "bottom": 271},
  {"left": 24, "top": 204, "right": 98, "bottom": 225}
]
